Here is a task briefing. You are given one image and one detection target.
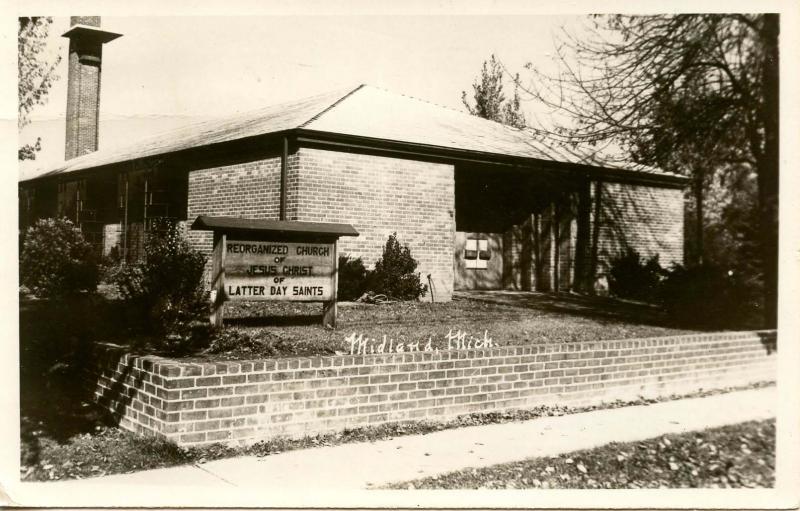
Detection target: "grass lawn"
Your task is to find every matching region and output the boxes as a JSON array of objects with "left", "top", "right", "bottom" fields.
[
  {"left": 20, "top": 289, "right": 700, "bottom": 361},
  {"left": 187, "top": 292, "right": 697, "bottom": 360},
  {"left": 386, "top": 419, "right": 776, "bottom": 489}
]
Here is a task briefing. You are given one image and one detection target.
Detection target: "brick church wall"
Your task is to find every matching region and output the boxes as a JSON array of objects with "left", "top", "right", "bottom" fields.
[
  {"left": 186, "top": 155, "right": 284, "bottom": 256},
  {"left": 289, "top": 148, "right": 455, "bottom": 301},
  {"left": 183, "top": 146, "right": 682, "bottom": 300},
  {"left": 594, "top": 182, "right": 684, "bottom": 290},
  {"left": 185, "top": 148, "right": 454, "bottom": 300}
]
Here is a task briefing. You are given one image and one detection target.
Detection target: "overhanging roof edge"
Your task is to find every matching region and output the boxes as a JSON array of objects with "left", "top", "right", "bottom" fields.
[
  {"left": 293, "top": 128, "right": 690, "bottom": 188},
  {"left": 19, "top": 125, "right": 688, "bottom": 189},
  {"left": 18, "top": 130, "right": 296, "bottom": 185}
]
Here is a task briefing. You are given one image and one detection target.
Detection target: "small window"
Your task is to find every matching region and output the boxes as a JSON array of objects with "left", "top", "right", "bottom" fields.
[{"left": 465, "top": 238, "right": 490, "bottom": 269}]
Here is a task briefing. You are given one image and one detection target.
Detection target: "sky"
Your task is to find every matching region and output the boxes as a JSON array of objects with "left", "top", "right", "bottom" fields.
[{"left": 19, "top": 14, "right": 582, "bottom": 172}]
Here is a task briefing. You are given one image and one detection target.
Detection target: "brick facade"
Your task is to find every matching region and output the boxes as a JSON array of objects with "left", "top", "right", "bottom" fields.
[
  {"left": 186, "top": 155, "right": 284, "bottom": 255},
  {"left": 597, "top": 181, "right": 684, "bottom": 272},
  {"left": 181, "top": 148, "right": 681, "bottom": 299},
  {"left": 186, "top": 148, "right": 455, "bottom": 300},
  {"left": 494, "top": 181, "right": 683, "bottom": 294},
  {"left": 84, "top": 331, "right": 776, "bottom": 447},
  {"left": 290, "top": 148, "right": 455, "bottom": 301}
]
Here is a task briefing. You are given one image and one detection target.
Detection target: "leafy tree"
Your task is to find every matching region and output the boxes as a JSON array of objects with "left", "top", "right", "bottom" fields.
[
  {"left": 19, "top": 16, "right": 61, "bottom": 161},
  {"left": 518, "top": 15, "right": 779, "bottom": 326},
  {"left": 635, "top": 73, "right": 751, "bottom": 266},
  {"left": 462, "top": 54, "right": 526, "bottom": 129}
]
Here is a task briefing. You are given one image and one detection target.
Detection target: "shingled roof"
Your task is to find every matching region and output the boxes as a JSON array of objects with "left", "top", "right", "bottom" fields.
[{"left": 21, "top": 84, "right": 682, "bottom": 182}]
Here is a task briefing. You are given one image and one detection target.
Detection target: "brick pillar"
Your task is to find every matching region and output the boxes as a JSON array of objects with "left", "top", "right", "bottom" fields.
[
  {"left": 572, "top": 181, "right": 592, "bottom": 293},
  {"left": 62, "top": 17, "right": 121, "bottom": 160},
  {"left": 534, "top": 206, "right": 554, "bottom": 292}
]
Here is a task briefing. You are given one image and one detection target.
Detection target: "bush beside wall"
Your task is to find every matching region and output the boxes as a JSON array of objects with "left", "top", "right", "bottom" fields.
[
  {"left": 82, "top": 331, "right": 776, "bottom": 447},
  {"left": 20, "top": 218, "right": 100, "bottom": 298}
]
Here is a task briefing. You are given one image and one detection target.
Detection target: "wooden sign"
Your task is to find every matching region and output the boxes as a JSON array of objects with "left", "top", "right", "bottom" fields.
[
  {"left": 224, "top": 241, "right": 335, "bottom": 301},
  {"left": 192, "top": 215, "right": 359, "bottom": 329}
]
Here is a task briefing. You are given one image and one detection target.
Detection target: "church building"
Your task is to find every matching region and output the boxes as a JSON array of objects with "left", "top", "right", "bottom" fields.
[{"left": 18, "top": 17, "right": 687, "bottom": 302}]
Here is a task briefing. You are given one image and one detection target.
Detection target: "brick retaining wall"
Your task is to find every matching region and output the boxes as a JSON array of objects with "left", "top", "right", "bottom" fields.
[{"left": 83, "top": 331, "right": 776, "bottom": 447}]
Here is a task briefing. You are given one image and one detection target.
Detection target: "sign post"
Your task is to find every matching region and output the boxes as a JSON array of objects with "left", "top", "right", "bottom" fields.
[
  {"left": 210, "top": 231, "right": 227, "bottom": 327},
  {"left": 192, "top": 216, "right": 359, "bottom": 328},
  {"left": 321, "top": 239, "right": 338, "bottom": 328}
]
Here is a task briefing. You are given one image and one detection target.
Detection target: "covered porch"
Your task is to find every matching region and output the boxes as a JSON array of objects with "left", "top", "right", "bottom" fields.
[
  {"left": 454, "top": 163, "right": 596, "bottom": 294},
  {"left": 19, "top": 159, "right": 189, "bottom": 262}
]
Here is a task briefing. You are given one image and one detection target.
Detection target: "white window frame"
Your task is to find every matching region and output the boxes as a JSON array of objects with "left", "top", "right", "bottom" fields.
[{"left": 465, "top": 238, "right": 489, "bottom": 269}]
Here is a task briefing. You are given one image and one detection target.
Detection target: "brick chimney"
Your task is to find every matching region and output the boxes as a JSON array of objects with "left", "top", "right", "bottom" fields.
[{"left": 62, "top": 17, "right": 121, "bottom": 160}]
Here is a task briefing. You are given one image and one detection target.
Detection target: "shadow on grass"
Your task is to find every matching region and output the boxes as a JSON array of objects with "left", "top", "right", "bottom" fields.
[
  {"left": 457, "top": 290, "right": 768, "bottom": 332},
  {"left": 20, "top": 364, "right": 116, "bottom": 467},
  {"left": 456, "top": 290, "right": 672, "bottom": 328},
  {"left": 19, "top": 295, "right": 136, "bottom": 466},
  {"left": 224, "top": 314, "right": 323, "bottom": 328}
]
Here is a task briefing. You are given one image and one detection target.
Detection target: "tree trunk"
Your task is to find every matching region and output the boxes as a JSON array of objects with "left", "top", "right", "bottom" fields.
[{"left": 759, "top": 13, "right": 780, "bottom": 328}]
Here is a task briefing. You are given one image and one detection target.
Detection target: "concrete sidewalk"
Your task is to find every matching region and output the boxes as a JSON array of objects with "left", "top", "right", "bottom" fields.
[{"left": 51, "top": 387, "right": 776, "bottom": 490}]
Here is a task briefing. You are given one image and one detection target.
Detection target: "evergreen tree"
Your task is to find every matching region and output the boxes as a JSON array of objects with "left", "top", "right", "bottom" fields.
[{"left": 462, "top": 54, "right": 526, "bottom": 129}]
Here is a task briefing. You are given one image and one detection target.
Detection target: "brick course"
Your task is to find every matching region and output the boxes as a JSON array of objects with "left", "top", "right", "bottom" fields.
[{"left": 83, "top": 331, "right": 776, "bottom": 447}]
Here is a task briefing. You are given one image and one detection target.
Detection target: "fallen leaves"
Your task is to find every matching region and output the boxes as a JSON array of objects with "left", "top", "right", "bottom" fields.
[{"left": 384, "top": 419, "right": 775, "bottom": 489}]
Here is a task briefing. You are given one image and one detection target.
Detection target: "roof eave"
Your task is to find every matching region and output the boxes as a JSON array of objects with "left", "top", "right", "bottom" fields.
[
  {"left": 293, "top": 128, "right": 690, "bottom": 188},
  {"left": 18, "top": 130, "right": 297, "bottom": 185},
  {"left": 19, "top": 126, "right": 689, "bottom": 189}
]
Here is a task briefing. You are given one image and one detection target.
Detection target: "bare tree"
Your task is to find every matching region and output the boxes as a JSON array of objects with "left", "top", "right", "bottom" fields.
[{"left": 518, "top": 14, "right": 779, "bottom": 327}]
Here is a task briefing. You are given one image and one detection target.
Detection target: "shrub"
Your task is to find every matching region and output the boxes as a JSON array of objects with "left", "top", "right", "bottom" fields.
[
  {"left": 608, "top": 248, "right": 664, "bottom": 303},
  {"left": 337, "top": 255, "right": 368, "bottom": 301},
  {"left": 658, "top": 264, "right": 760, "bottom": 328},
  {"left": 367, "top": 232, "right": 427, "bottom": 300},
  {"left": 110, "top": 220, "right": 209, "bottom": 344},
  {"left": 205, "top": 328, "right": 266, "bottom": 355},
  {"left": 20, "top": 218, "right": 100, "bottom": 298},
  {"left": 99, "top": 244, "right": 123, "bottom": 282}
]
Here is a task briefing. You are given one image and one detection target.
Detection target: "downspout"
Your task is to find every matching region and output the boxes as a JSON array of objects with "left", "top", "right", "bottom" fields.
[{"left": 280, "top": 136, "right": 288, "bottom": 220}]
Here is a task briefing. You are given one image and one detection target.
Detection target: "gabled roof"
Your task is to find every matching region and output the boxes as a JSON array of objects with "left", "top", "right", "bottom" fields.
[{"left": 21, "top": 84, "right": 683, "bottom": 183}]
